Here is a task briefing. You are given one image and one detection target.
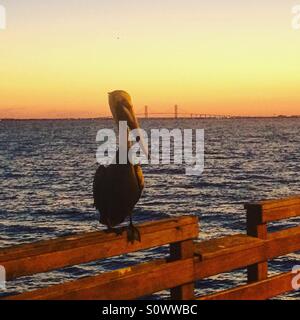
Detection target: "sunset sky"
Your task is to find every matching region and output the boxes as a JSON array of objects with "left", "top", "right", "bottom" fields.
[{"left": 1, "top": 0, "right": 300, "bottom": 118}]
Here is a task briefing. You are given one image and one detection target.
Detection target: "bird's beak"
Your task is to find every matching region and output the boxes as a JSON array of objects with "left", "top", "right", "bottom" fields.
[
  {"left": 123, "top": 107, "right": 140, "bottom": 132},
  {"left": 123, "top": 108, "right": 148, "bottom": 158}
]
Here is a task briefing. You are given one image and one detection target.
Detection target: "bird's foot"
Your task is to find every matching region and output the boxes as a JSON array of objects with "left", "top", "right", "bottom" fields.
[
  {"left": 127, "top": 223, "right": 141, "bottom": 244},
  {"left": 105, "top": 227, "right": 123, "bottom": 236}
]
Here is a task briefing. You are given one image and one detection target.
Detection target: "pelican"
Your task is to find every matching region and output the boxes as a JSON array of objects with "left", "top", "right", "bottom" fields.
[{"left": 93, "top": 90, "right": 145, "bottom": 243}]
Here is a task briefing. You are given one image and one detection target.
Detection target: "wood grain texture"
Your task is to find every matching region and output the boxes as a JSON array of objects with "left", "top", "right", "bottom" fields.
[
  {"left": 5, "top": 258, "right": 195, "bottom": 300},
  {"left": 3, "top": 226, "right": 300, "bottom": 300},
  {"left": 194, "top": 226, "right": 300, "bottom": 280},
  {"left": 245, "top": 195, "right": 300, "bottom": 223},
  {"left": 0, "top": 216, "right": 199, "bottom": 280},
  {"left": 197, "top": 272, "right": 295, "bottom": 300},
  {"left": 2, "top": 195, "right": 300, "bottom": 301}
]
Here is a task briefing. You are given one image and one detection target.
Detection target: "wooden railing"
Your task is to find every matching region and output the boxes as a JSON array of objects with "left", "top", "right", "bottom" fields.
[
  {"left": 196, "top": 196, "right": 300, "bottom": 300},
  {"left": 1, "top": 196, "right": 300, "bottom": 300},
  {"left": 0, "top": 216, "right": 199, "bottom": 300}
]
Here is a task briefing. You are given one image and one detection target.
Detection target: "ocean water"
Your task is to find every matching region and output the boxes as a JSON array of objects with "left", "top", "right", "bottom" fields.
[{"left": 0, "top": 118, "right": 300, "bottom": 299}]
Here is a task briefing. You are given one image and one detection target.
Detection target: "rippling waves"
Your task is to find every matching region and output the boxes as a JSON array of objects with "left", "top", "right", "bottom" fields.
[{"left": 0, "top": 118, "right": 300, "bottom": 299}]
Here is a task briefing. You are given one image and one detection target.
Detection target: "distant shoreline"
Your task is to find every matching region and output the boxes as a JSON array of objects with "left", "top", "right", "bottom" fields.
[{"left": 1, "top": 116, "right": 300, "bottom": 121}]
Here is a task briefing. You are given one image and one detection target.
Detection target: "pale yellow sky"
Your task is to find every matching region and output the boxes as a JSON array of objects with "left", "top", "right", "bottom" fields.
[{"left": 1, "top": 1, "right": 300, "bottom": 118}]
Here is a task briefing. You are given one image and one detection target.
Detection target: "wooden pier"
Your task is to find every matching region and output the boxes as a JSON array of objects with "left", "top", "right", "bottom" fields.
[{"left": 1, "top": 196, "right": 300, "bottom": 300}]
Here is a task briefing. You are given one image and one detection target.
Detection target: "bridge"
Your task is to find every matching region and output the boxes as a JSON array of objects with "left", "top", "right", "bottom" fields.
[{"left": 99, "top": 105, "right": 232, "bottom": 119}]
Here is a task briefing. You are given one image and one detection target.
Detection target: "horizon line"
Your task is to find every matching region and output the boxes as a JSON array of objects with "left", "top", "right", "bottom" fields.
[{"left": 1, "top": 115, "right": 300, "bottom": 121}]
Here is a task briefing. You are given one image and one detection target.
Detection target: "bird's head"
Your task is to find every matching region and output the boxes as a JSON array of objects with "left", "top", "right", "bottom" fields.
[
  {"left": 108, "top": 90, "right": 148, "bottom": 157},
  {"left": 108, "top": 90, "right": 139, "bottom": 131}
]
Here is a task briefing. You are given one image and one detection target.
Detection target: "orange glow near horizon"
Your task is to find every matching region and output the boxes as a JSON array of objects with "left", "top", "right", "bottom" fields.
[{"left": 1, "top": 1, "right": 300, "bottom": 118}]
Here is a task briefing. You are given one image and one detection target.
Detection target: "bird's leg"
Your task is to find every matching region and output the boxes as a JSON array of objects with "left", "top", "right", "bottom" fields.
[
  {"left": 127, "top": 215, "right": 141, "bottom": 244},
  {"left": 105, "top": 226, "right": 123, "bottom": 236}
]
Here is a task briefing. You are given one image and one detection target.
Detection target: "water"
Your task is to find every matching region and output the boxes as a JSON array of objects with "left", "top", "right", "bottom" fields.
[{"left": 0, "top": 118, "right": 300, "bottom": 299}]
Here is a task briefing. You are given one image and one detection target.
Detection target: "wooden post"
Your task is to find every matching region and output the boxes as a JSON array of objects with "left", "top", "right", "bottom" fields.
[
  {"left": 246, "top": 205, "right": 268, "bottom": 283},
  {"left": 170, "top": 240, "right": 195, "bottom": 300}
]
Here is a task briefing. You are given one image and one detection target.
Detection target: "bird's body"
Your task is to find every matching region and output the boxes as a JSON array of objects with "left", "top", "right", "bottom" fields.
[
  {"left": 93, "top": 156, "right": 144, "bottom": 228},
  {"left": 93, "top": 90, "right": 146, "bottom": 242}
]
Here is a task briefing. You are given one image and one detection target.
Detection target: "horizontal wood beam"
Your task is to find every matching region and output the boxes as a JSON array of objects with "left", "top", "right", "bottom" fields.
[
  {"left": 197, "top": 272, "right": 295, "bottom": 300},
  {"left": 195, "top": 238, "right": 265, "bottom": 280},
  {"left": 3, "top": 218, "right": 300, "bottom": 300},
  {"left": 262, "top": 204, "right": 300, "bottom": 223},
  {"left": 195, "top": 234, "right": 263, "bottom": 260},
  {"left": 4, "top": 258, "right": 195, "bottom": 300},
  {"left": 245, "top": 195, "right": 300, "bottom": 223},
  {"left": 0, "top": 216, "right": 199, "bottom": 281},
  {"left": 245, "top": 196, "right": 300, "bottom": 210},
  {"left": 194, "top": 226, "right": 300, "bottom": 280}
]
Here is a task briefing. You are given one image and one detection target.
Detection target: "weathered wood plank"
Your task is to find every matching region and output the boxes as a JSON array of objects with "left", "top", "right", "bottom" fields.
[
  {"left": 5, "top": 258, "right": 195, "bottom": 300},
  {"left": 245, "top": 196, "right": 300, "bottom": 223},
  {"left": 197, "top": 272, "right": 295, "bottom": 300},
  {"left": 195, "top": 234, "right": 263, "bottom": 260},
  {"left": 195, "top": 236, "right": 266, "bottom": 280},
  {"left": 4, "top": 225, "right": 300, "bottom": 300},
  {"left": 194, "top": 226, "right": 300, "bottom": 280},
  {"left": 245, "top": 196, "right": 300, "bottom": 210},
  {"left": 262, "top": 204, "right": 300, "bottom": 223},
  {"left": 0, "top": 216, "right": 199, "bottom": 280},
  {"left": 0, "top": 216, "right": 198, "bottom": 259},
  {"left": 268, "top": 225, "right": 300, "bottom": 240},
  {"left": 265, "top": 225, "right": 300, "bottom": 258}
]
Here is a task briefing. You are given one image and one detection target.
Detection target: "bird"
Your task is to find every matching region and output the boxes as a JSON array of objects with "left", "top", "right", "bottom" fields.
[{"left": 93, "top": 90, "right": 145, "bottom": 243}]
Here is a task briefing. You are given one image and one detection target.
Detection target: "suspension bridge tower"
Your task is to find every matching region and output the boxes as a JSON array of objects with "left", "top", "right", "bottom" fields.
[
  {"left": 174, "top": 105, "right": 178, "bottom": 119},
  {"left": 144, "top": 105, "right": 149, "bottom": 119}
]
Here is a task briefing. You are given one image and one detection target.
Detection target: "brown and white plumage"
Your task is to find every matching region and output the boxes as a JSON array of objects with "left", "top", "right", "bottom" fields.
[{"left": 93, "top": 90, "right": 145, "bottom": 242}]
